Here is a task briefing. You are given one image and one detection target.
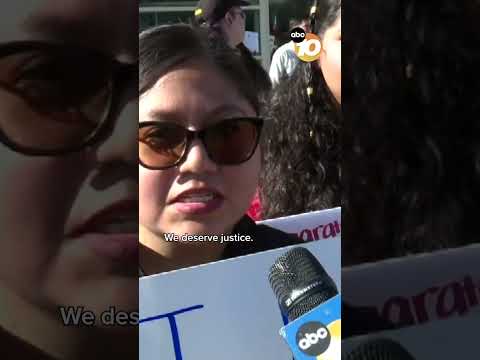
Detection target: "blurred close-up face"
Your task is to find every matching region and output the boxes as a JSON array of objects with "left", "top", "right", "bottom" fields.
[
  {"left": 139, "top": 61, "right": 260, "bottom": 249},
  {"left": 0, "top": 0, "right": 138, "bottom": 323},
  {"left": 318, "top": 16, "right": 341, "bottom": 104}
]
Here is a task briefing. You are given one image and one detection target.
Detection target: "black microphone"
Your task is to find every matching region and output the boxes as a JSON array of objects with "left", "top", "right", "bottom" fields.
[
  {"left": 268, "top": 246, "right": 338, "bottom": 321},
  {"left": 343, "top": 338, "right": 415, "bottom": 360},
  {"left": 268, "top": 247, "right": 341, "bottom": 359}
]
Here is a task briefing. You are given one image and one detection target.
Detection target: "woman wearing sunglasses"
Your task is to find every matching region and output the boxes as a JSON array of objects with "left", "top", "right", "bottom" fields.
[
  {"left": 139, "top": 24, "right": 300, "bottom": 275},
  {"left": 1, "top": 1, "right": 138, "bottom": 359}
]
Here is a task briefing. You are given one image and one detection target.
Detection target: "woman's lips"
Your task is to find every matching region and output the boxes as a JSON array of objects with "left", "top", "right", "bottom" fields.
[
  {"left": 172, "top": 191, "right": 224, "bottom": 215},
  {"left": 81, "top": 233, "right": 138, "bottom": 262},
  {"left": 171, "top": 188, "right": 224, "bottom": 215},
  {"left": 68, "top": 200, "right": 138, "bottom": 263}
]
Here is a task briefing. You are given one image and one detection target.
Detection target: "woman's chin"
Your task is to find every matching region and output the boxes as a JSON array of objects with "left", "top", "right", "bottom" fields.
[
  {"left": 171, "top": 228, "right": 228, "bottom": 243},
  {"left": 168, "top": 213, "right": 241, "bottom": 238},
  {"left": 45, "top": 275, "right": 138, "bottom": 322}
]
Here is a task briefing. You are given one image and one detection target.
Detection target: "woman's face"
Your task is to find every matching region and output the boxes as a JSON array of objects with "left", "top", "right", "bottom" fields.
[
  {"left": 0, "top": 0, "right": 138, "bottom": 324},
  {"left": 318, "top": 17, "right": 341, "bottom": 104},
  {"left": 139, "top": 61, "right": 260, "bottom": 243}
]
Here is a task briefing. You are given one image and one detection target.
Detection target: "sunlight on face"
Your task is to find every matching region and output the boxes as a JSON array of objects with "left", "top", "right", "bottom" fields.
[{"left": 139, "top": 61, "right": 260, "bottom": 254}]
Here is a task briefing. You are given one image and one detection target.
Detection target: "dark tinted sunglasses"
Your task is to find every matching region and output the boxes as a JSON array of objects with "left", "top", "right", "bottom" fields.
[
  {"left": 139, "top": 117, "right": 263, "bottom": 170},
  {"left": 0, "top": 41, "right": 136, "bottom": 156}
]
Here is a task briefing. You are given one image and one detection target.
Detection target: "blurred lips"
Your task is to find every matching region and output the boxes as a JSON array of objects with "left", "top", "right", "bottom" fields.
[{"left": 68, "top": 200, "right": 138, "bottom": 262}]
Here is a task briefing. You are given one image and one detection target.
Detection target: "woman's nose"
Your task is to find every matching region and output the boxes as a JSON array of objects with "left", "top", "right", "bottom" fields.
[
  {"left": 94, "top": 100, "right": 137, "bottom": 166},
  {"left": 177, "top": 138, "right": 218, "bottom": 175}
]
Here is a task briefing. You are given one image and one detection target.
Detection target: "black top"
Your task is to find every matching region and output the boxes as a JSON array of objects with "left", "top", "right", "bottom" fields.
[
  {"left": 222, "top": 215, "right": 303, "bottom": 259},
  {"left": 138, "top": 215, "right": 301, "bottom": 276},
  {"left": 0, "top": 326, "right": 56, "bottom": 360}
]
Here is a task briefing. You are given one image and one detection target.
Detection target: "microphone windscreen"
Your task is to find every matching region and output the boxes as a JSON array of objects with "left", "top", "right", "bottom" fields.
[
  {"left": 343, "top": 338, "right": 415, "bottom": 360},
  {"left": 268, "top": 247, "right": 338, "bottom": 320}
]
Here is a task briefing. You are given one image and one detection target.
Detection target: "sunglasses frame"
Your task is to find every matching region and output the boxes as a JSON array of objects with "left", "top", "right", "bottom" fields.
[
  {"left": 0, "top": 40, "right": 137, "bottom": 156},
  {"left": 139, "top": 117, "right": 264, "bottom": 170}
]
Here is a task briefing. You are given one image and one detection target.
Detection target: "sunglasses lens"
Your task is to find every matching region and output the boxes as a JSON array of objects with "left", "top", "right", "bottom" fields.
[
  {"left": 139, "top": 123, "right": 187, "bottom": 169},
  {"left": 0, "top": 46, "right": 113, "bottom": 152},
  {"left": 205, "top": 119, "right": 260, "bottom": 165}
]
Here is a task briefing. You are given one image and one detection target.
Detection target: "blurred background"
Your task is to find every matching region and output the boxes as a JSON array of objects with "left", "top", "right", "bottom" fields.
[{"left": 139, "top": 0, "right": 312, "bottom": 70}]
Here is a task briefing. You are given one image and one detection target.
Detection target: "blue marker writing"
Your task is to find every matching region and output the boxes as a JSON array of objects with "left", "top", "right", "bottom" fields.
[{"left": 140, "top": 304, "right": 204, "bottom": 360}]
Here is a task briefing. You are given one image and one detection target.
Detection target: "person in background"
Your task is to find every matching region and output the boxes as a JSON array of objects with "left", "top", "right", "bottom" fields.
[
  {"left": 260, "top": 0, "right": 341, "bottom": 219},
  {"left": 194, "top": 0, "right": 248, "bottom": 48},
  {"left": 193, "top": 0, "right": 271, "bottom": 94},
  {"left": 269, "top": 17, "right": 311, "bottom": 86}
]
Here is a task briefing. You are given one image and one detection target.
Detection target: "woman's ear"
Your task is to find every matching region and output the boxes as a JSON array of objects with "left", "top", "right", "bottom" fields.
[{"left": 224, "top": 11, "right": 234, "bottom": 25}]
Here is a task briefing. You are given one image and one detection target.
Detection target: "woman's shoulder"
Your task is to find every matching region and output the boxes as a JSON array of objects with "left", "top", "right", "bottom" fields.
[
  {"left": 253, "top": 221, "right": 302, "bottom": 249},
  {"left": 222, "top": 216, "right": 302, "bottom": 260}
]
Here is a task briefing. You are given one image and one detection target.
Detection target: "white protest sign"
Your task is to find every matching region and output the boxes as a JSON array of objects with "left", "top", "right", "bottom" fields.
[
  {"left": 258, "top": 207, "right": 341, "bottom": 242},
  {"left": 244, "top": 31, "right": 259, "bottom": 54},
  {"left": 342, "top": 243, "right": 480, "bottom": 328},
  {"left": 140, "top": 239, "right": 341, "bottom": 360}
]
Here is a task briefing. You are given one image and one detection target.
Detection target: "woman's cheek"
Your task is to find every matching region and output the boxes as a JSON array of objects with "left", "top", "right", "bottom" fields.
[
  {"left": 139, "top": 166, "right": 172, "bottom": 226},
  {"left": 225, "top": 149, "right": 261, "bottom": 214},
  {"left": 317, "top": 40, "right": 341, "bottom": 104},
  {"left": 0, "top": 154, "right": 88, "bottom": 296},
  {"left": 331, "top": 40, "right": 341, "bottom": 84}
]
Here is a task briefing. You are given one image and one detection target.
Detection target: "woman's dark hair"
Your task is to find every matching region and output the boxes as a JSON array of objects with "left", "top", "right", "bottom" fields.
[
  {"left": 259, "top": 0, "right": 341, "bottom": 219},
  {"left": 310, "top": 0, "right": 341, "bottom": 36},
  {"left": 139, "top": 24, "right": 260, "bottom": 113},
  {"left": 343, "top": 1, "right": 480, "bottom": 265}
]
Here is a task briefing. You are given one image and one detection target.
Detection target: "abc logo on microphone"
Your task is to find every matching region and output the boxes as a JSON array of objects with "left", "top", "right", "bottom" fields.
[
  {"left": 290, "top": 27, "right": 322, "bottom": 63},
  {"left": 295, "top": 318, "right": 341, "bottom": 359},
  {"left": 296, "top": 321, "right": 330, "bottom": 356}
]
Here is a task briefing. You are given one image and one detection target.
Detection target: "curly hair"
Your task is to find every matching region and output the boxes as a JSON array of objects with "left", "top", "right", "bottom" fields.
[
  {"left": 259, "top": 0, "right": 341, "bottom": 219},
  {"left": 342, "top": 1, "right": 480, "bottom": 265},
  {"left": 260, "top": 63, "right": 341, "bottom": 218}
]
